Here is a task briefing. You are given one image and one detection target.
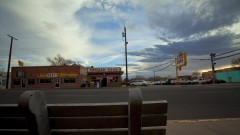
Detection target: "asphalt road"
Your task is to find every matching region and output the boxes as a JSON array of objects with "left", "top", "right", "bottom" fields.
[{"left": 1, "top": 84, "right": 240, "bottom": 120}]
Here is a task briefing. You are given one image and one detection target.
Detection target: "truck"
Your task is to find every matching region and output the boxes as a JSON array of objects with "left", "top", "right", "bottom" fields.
[{"left": 192, "top": 78, "right": 208, "bottom": 84}]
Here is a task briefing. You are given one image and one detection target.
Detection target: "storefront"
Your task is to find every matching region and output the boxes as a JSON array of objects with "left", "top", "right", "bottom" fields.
[
  {"left": 11, "top": 65, "right": 87, "bottom": 89},
  {"left": 87, "top": 67, "right": 123, "bottom": 87}
]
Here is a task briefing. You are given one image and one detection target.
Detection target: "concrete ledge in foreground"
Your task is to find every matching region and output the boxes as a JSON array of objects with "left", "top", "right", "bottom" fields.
[{"left": 167, "top": 118, "right": 240, "bottom": 135}]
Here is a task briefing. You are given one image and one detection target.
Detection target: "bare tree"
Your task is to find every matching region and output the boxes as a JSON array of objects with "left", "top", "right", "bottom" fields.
[
  {"left": 47, "top": 54, "right": 75, "bottom": 66},
  {"left": 231, "top": 58, "right": 240, "bottom": 67},
  {"left": 191, "top": 71, "right": 201, "bottom": 79}
]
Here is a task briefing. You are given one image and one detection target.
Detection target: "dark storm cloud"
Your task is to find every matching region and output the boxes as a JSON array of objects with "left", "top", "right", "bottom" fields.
[
  {"left": 155, "top": 32, "right": 238, "bottom": 56},
  {"left": 129, "top": 31, "right": 239, "bottom": 62},
  {"left": 128, "top": 49, "right": 174, "bottom": 63},
  {"left": 147, "top": 0, "right": 240, "bottom": 38}
]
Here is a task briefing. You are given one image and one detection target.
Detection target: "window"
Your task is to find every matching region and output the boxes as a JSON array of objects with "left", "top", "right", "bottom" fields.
[
  {"left": 39, "top": 78, "right": 52, "bottom": 84},
  {"left": 13, "top": 79, "right": 21, "bottom": 85},
  {"left": 64, "top": 78, "right": 75, "bottom": 83},
  {"left": 17, "top": 71, "right": 25, "bottom": 77},
  {"left": 2, "top": 80, "right": 6, "bottom": 86},
  {"left": 28, "top": 79, "right": 35, "bottom": 84},
  {"left": 110, "top": 76, "right": 119, "bottom": 82}
]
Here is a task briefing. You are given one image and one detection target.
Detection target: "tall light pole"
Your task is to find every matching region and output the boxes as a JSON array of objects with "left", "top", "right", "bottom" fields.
[
  {"left": 6, "top": 35, "right": 18, "bottom": 89},
  {"left": 122, "top": 26, "right": 128, "bottom": 86}
]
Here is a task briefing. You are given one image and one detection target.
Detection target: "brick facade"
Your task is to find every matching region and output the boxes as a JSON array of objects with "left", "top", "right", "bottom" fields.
[
  {"left": 11, "top": 66, "right": 123, "bottom": 89},
  {"left": 11, "top": 66, "right": 86, "bottom": 89}
]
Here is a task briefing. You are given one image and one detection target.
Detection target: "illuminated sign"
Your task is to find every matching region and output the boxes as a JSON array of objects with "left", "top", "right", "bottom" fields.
[{"left": 88, "top": 67, "right": 121, "bottom": 73}]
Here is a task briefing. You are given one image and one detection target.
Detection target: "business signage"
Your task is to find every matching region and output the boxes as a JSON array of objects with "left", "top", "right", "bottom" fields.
[
  {"left": 37, "top": 73, "right": 78, "bottom": 78},
  {"left": 88, "top": 67, "right": 121, "bottom": 73},
  {"left": 176, "top": 52, "right": 187, "bottom": 67}
]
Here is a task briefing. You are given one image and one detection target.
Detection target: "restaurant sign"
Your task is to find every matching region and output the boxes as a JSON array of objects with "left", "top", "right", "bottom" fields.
[
  {"left": 37, "top": 73, "right": 78, "bottom": 78},
  {"left": 88, "top": 67, "right": 121, "bottom": 73}
]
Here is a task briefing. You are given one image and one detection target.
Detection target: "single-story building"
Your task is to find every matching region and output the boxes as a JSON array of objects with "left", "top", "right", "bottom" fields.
[
  {"left": 202, "top": 67, "right": 240, "bottom": 83},
  {"left": 11, "top": 65, "right": 87, "bottom": 89},
  {"left": 87, "top": 67, "right": 123, "bottom": 87},
  {"left": 11, "top": 65, "right": 123, "bottom": 89}
]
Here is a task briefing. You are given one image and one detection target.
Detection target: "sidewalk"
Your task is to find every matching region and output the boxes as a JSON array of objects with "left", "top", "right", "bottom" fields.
[{"left": 167, "top": 118, "right": 240, "bottom": 135}]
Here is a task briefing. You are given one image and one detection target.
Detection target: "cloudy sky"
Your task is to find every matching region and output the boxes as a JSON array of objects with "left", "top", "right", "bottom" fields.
[{"left": 0, "top": 0, "right": 240, "bottom": 79}]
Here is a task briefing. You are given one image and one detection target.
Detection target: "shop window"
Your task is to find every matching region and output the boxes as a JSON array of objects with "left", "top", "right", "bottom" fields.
[
  {"left": 39, "top": 78, "right": 52, "bottom": 84},
  {"left": 64, "top": 78, "right": 75, "bottom": 83},
  {"left": 13, "top": 79, "right": 21, "bottom": 85},
  {"left": 46, "top": 79, "right": 52, "bottom": 83},
  {"left": 28, "top": 79, "right": 35, "bottom": 84},
  {"left": 110, "top": 76, "right": 119, "bottom": 82}
]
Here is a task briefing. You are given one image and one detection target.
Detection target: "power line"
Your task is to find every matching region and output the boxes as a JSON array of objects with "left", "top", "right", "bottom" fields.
[
  {"left": 190, "top": 58, "right": 210, "bottom": 60},
  {"left": 215, "top": 52, "right": 240, "bottom": 60},
  {"left": 216, "top": 48, "right": 240, "bottom": 56},
  {"left": 128, "top": 53, "right": 172, "bottom": 59},
  {"left": 138, "top": 59, "right": 175, "bottom": 71},
  {"left": 155, "top": 61, "right": 174, "bottom": 72},
  {"left": 190, "top": 48, "right": 240, "bottom": 61}
]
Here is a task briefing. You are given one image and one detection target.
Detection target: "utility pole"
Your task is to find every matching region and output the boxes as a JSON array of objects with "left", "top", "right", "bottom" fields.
[
  {"left": 6, "top": 35, "right": 18, "bottom": 89},
  {"left": 153, "top": 70, "right": 156, "bottom": 81},
  {"left": 175, "top": 58, "right": 179, "bottom": 84},
  {"left": 122, "top": 26, "right": 128, "bottom": 86},
  {"left": 210, "top": 53, "right": 216, "bottom": 84}
]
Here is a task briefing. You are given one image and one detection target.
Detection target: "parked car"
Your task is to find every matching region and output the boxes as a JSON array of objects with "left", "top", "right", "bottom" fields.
[
  {"left": 162, "top": 79, "right": 173, "bottom": 85},
  {"left": 153, "top": 81, "right": 161, "bottom": 85},
  {"left": 206, "top": 79, "right": 226, "bottom": 84},
  {"left": 170, "top": 80, "right": 176, "bottom": 85},
  {"left": 179, "top": 79, "right": 192, "bottom": 85},
  {"left": 130, "top": 80, "right": 147, "bottom": 86}
]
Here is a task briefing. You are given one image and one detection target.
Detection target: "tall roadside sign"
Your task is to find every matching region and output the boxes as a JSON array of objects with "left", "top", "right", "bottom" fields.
[{"left": 175, "top": 52, "right": 187, "bottom": 84}]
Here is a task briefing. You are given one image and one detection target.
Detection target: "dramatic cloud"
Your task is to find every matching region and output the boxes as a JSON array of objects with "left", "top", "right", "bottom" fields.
[
  {"left": 1, "top": 0, "right": 240, "bottom": 78},
  {"left": 143, "top": 0, "right": 240, "bottom": 38}
]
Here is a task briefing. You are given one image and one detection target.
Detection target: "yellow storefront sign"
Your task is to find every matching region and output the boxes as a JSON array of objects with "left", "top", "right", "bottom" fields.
[
  {"left": 37, "top": 73, "right": 78, "bottom": 78},
  {"left": 59, "top": 73, "right": 78, "bottom": 77}
]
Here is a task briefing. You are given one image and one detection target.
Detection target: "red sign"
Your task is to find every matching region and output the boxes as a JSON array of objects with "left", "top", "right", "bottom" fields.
[{"left": 88, "top": 67, "right": 121, "bottom": 73}]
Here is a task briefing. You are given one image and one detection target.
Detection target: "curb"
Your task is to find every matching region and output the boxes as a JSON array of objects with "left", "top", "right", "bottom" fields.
[{"left": 168, "top": 118, "right": 240, "bottom": 124}]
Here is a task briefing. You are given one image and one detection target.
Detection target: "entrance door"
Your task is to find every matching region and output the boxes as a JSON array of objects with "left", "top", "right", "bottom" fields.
[
  {"left": 22, "top": 79, "right": 26, "bottom": 88},
  {"left": 102, "top": 78, "right": 107, "bottom": 87},
  {"left": 55, "top": 78, "right": 60, "bottom": 88}
]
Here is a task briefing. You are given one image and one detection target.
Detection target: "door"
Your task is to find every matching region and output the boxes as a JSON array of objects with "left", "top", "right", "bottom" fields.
[
  {"left": 55, "top": 78, "right": 60, "bottom": 88},
  {"left": 22, "top": 79, "right": 26, "bottom": 88}
]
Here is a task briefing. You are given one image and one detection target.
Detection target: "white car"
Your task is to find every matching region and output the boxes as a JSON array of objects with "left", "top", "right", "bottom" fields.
[{"left": 130, "top": 80, "right": 148, "bottom": 86}]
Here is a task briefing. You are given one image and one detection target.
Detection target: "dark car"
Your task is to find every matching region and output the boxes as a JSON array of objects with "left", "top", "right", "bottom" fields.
[
  {"left": 206, "top": 79, "right": 226, "bottom": 84},
  {"left": 162, "top": 79, "right": 173, "bottom": 85}
]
